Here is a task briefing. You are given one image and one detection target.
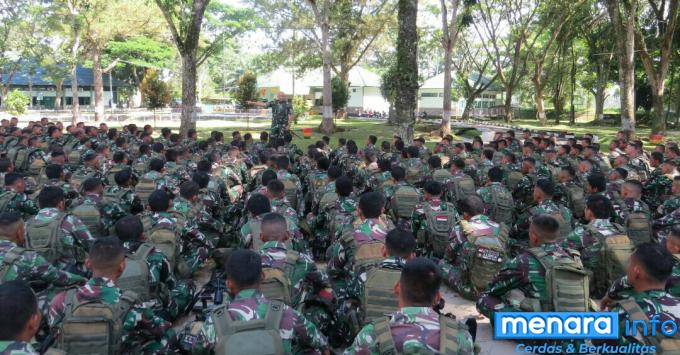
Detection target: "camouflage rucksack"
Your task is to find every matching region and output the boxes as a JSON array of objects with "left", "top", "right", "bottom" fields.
[
  {"left": 71, "top": 200, "right": 103, "bottom": 238},
  {"left": 105, "top": 165, "right": 125, "bottom": 186},
  {"left": 446, "top": 174, "right": 476, "bottom": 203},
  {"left": 487, "top": 187, "right": 514, "bottom": 226},
  {"left": 282, "top": 179, "right": 299, "bottom": 211},
  {"left": 132, "top": 161, "right": 148, "bottom": 176},
  {"left": 212, "top": 300, "right": 285, "bottom": 355},
  {"left": 103, "top": 188, "right": 130, "bottom": 207},
  {"left": 57, "top": 289, "right": 139, "bottom": 355},
  {"left": 432, "top": 169, "right": 452, "bottom": 185},
  {"left": 28, "top": 152, "right": 45, "bottom": 177},
  {"left": 586, "top": 224, "right": 632, "bottom": 296},
  {"left": 506, "top": 171, "right": 524, "bottom": 191},
  {"left": 423, "top": 203, "right": 457, "bottom": 258},
  {"left": 118, "top": 243, "right": 153, "bottom": 302},
  {"left": 341, "top": 231, "right": 384, "bottom": 274},
  {"left": 260, "top": 250, "right": 299, "bottom": 306},
  {"left": 564, "top": 183, "right": 586, "bottom": 219},
  {"left": 373, "top": 314, "right": 470, "bottom": 354},
  {"left": 467, "top": 222, "right": 508, "bottom": 293},
  {"left": 363, "top": 266, "right": 401, "bottom": 323},
  {"left": 69, "top": 171, "right": 92, "bottom": 192},
  {"left": 67, "top": 150, "right": 82, "bottom": 166},
  {"left": 317, "top": 191, "right": 338, "bottom": 212},
  {"left": 619, "top": 299, "right": 680, "bottom": 354},
  {"left": 392, "top": 185, "right": 420, "bottom": 219},
  {"left": 525, "top": 247, "right": 589, "bottom": 312},
  {"left": 622, "top": 203, "right": 652, "bottom": 246},
  {"left": 135, "top": 176, "right": 158, "bottom": 204},
  {"left": 25, "top": 213, "right": 70, "bottom": 265},
  {"left": 7, "top": 145, "right": 25, "bottom": 168},
  {"left": 13, "top": 147, "right": 34, "bottom": 173},
  {"left": 141, "top": 215, "right": 179, "bottom": 270}
]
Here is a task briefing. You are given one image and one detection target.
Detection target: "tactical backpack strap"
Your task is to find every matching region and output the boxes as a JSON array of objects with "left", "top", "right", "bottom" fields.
[
  {"left": 117, "top": 291, "right": 140, "bottom": 321},
  {"left": 0, "top": 246, "right": 24, "bottom": 281},
  {"left": 439, "top": 314, "right": 464, "bottom": 354},
  {"left": 373, "top": 318, "right": 396, "bottom": 354},
  {"left": 264, "top": 300, "right": 284, "bottom": 332},
  {"left": 283, "top": 250, "right": 300, "bottom": 275},
  {"left": 619, "top": 299, "right": 664, "bottom": 349},
  {"left": 132, "top": 243, "right": 154, "bottom": 261}
]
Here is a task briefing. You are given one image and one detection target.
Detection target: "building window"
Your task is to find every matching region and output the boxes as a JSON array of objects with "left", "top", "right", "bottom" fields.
[
  {"left": 352, "top": 88, "right": 357, "bottom": 93},
  {"left": 421, "top": 93, "right": 439, "bottom": 98}
]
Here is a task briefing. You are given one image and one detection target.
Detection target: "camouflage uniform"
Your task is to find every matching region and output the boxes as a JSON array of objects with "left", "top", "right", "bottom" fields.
[
  {"left": 340, "top": 155, "right": 366, "bottom": 188},
  {"left": 48, "top": 277, "right": 176, "bottom": 353},
  {"left": 29, "top": 208, "right": 94, "bottom": 272},
  {"left": 614, "top": 198, "right": 652, "bottom": 226},
  {"left": 40, "top": 179, "right": 79, "bottom": 209},
  {"left": 102, "top": 185, "right": 143, "bottom": 215},
  {"left": 0, "top": 239, "right": 85, "bottom": 286},
  {"left": 147, "top": 211, "right": 210, "bottom": 275},
  {"left": 368, "top": 171, "right": 391, "bottom": 193},
  {"left": 190, "top": 289, "right": 328, "bottom": 354},
  {"left": 165, "top": 161, "right": 191, "bottom": 184},
  {"left": 0, "top": 189, "right": 39, "bottom": 218},
  {"left": 344, "top": 307, "right": 474, "bottom": 355},
  {"left": 607, "top": 290, "right": 680, "bottom": 348},
  {"left": 628, "top": 156, "right": 651, "bottom": 182},
  {"left": 512, "top": 173, "right": 536, "bottom": 211},
  {"left": 411, "top": 198, "right": 459, "bottom": 253},
  {"left": 277, "top": 169, "right": 304, "bottom": 215},
  {"left": 141, "top": 170, "right": 178, "bottom": 196},
  {"left": 122, "top": 241, "right": 194, "bottom": 320},
  {"left": 440, "top": 215, "right": 507, "bottom": 300},
  {"left": 513, "top": 200, "right": 574, "bottom": 241},
  {"left": 327, "top": 218, "right": 392, "bottom": 298},
  {"left": 70, "top": 166, "right": 104, "bottom": 185},
  {"left": 643, "top": 168, "right": 673, "bottom": 212},
  {"left": 75, "top": 193, "right": 126, "bottom": 233},
  {"left": 0, "top": 342, "right": 38, "bottom": 355},
  {"left": 267, "top": 100, "right": 292, "bottom": 142},
  {"left": 607, "top": 254, "right": 680, "bottom": 300},
  {"left": 561, "top": 218, "right": 625, "bottom": 273},
  {"left": 476, "top": 243, "right": 579, "bottom": 318},
  {"left": 659, "top": 195, "right": 680, "bottom": 217}
]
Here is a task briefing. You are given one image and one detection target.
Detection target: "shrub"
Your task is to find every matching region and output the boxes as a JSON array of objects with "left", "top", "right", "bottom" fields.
[{"left": 4, "top": 90, "right": 29, "bottom": 115}]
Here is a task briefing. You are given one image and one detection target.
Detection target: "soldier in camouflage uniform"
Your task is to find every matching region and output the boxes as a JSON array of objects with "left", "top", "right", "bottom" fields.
[
  {"left": 248, "top": 92, "right": 293, "bottom": 143},
  {"left": 47, "top": 237, "right": 177, "bottom": 353},
  {"left": 561, "top": 194, "right": 626, "bottom": 297},
  {"left": 0, "top": 281, "right": 43, "bottom": 355},
  {"left": 598, "top": 243, "right": 680, "bottom": 349},
  {"left": 27, "top": 187, "right": 94, "bottom": 274},
  {"left": 477, "top": 215, "right": 584, "bottom": 318},
  {"left": 643, "top": 151, "right": 673, "bottom": 212},
  {"left": 614, "top": 180, "right": 652, "bottom": 227},
  {"left": 368, "top": 158, "right": 392, "bottom": 194},
  {"left": 186, "top": 249, "right": 329, "bottom": 354},
  {"left": 104, "top": 168, "right": 143, "bottom": 215},
  {"left": 658, "top": 175, "right": 680, "bottom": 217},
  {"left": 440, "top": 195, "right": 508, "bottom": 300},
  {"left": 275, "top": 155, "right": 304, "bottom": 215},
  {"left": 115, "top": 216, "right": 194, "bottom": 321},
  {"left": 308, "top": 176, "right": 357, "bottom": 259},
  {"left": 477, "top": 167, "right": 515, "bottom": 226},
  {"left": 411, "top": 181, "right": 458, "bottom": 254},
  {"left": 0, "top": 173, "right": 38, "bottom": 218},
  {"left": 69, "top": 152, "right": 104, "bottom": 189},
  {"left": 328, "top": 192, "right": 394, "bottom": 298},
  {"left": 74, "top": 178, "right": 126, "bottom": 234},
  {"left": 511, "top": 157, "right": 537, "bottom": 212},
  {"left": 513, "top": 178, "right": 574, "bottom": 242},
  {"left": 345, "top": 257, "right": 475, "bottom": 355},
  {"left": 626, "top": 141, "right": 651, "bottom": 182},
  {"left": 39, "top": 164, "right": 79, "bottom": 209}
]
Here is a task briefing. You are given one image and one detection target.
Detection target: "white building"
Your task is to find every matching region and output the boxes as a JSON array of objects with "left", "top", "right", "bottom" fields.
[{"left": 418, "top": 72, "right": 507, "bottom": 117}]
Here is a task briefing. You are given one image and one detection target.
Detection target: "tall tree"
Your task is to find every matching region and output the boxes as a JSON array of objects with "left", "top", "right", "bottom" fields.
[
  {"left": 0, "top": 0, "right": 31, "bottom": 108},
  {"left": 635, "top": 0, "right": 679, "bottom": 133},
  {"left": 439, "top": 0, "right": 462, "bottom": 135},
  {"left": 453, "top": 30, "right": 499, "bottom": 120},
  {"left": 306, "top": 0, "right": 334, "bottom": 133},
  {"left": 473, "top": 0, "right": 542, "bottom": 122},
  {"left": 581, "top": 10, "right": 615, "bottom": 121},
  {"left": 395, "top": 0, "right": 418, "bottom": 143},
  {"left": 154, "top": 0, "right": 255, "bottom": 136},
  {"left": 605, "top": 0, "right": 638, "bottom": 134}
]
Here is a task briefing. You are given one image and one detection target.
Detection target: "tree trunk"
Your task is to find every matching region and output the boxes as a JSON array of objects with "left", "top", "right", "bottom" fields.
[
  {"left": 70, "top": 64, "right": 79, "bottom": 125},
  {"left": 319, "top": 15, "right": 334, "bottom": 134},
  {"left": 651, "top": 85, "right": 666, "bottom": 133},
  {"left": 0, "top": 87, "right": 7, "bottom": 109},
  {"left": 504, "top": 89, "right": 514, "bottom": 122},
  {"left": 439, "top": 0, "right": 459, "bottom": 137},
  {"left": 569, "top": 44, "right": 577, "bottom": 124},
  {"left": 395, "top": 0, "right": 418, "bottom": 144},
  {"left": 55, "top": 81, "right": 63, "bottom": 110},
  {"left": 28, "top": 79, "right": 33, "bottom": 109},
  {"left": 180, "top": 53, "right": 198, "bottom": 137},
  {"left": 606, "top": 0, "right": 636, "bottom": 133},
  {"left": 69, "top": 6, "right": 80, "bottom": 125},
  {"left": 388, "top": 104, "right": 396, "bottom": 125},
  {"left": 594, "top": 61, "right": 608, "bottom": 120},
  {"left": 92, "top": 48, "right": 105, "bottom": 122},
  {"left": 461, "top": 94, "right": 478, "bottom": 120},
  {"left": 535, "top": 85, "right": 546, "bottom": 126}
]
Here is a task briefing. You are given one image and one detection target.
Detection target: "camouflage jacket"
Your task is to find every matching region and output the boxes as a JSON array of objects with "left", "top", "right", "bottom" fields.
[
  {"left": 0, "top": 341, "right": 38, "bottom": 355},
  {"left": 643, "top": 168, "right": 673, "bottom": 211},
  {"left": 142, "top": 170, "right": 178, "bottom": 196},
  {"left": 327, "top": 218, "right": 391, "bottom": 280},
  {"left": 192, "top": 289, "right": 328, "bottom": 354},
  {"left": 514, "top": 200, "right": 574, "bottom": 239},
  {"left": 344, "top": 307, "right": 474, "bottom": 355},
  {"left": 609, "top": 290, "right": 680, "bottom": 347},
  {"left": 29, "top": 208, "right": 95, "bottom": 270},
  {"left": 0, "top": 188, "right": 39, "bottom": 218},
  {"left": 103, "top": 185, "right": 143, "bottom": 215},
  {"left": 40, "top": 179, "right": 79, "bottom": 209},
  {"left": 368, "top": 171, "right": 392, "bottom": 193},
  {"left": 0, "top": 239, "right": 85, "bottom": 286},
  {"left": 615, "top": 198, "right": 651, "bottom": 226},
  {"left": 48, "top": 277, "right": 175, "bottom": 353},
  {"left": 259, "top": 241, "right": 330, "bottom": 306},
  {"left": 659, "top": 195, "right": 680, "bottom": 217}
]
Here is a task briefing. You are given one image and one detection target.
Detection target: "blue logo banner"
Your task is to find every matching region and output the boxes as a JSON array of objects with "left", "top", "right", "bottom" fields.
[{"left": 493, "top": 312, "right": 619, "bottom": 339}]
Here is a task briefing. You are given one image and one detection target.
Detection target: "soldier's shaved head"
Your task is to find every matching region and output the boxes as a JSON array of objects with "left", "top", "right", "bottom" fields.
[
  {"left": 260, "top": 213, "right": 288, "bottom": 242},
  {"left": 529, "top": 215, "right": 560, "bottom": 245},
  {"left": 0, "top": 211, "right": 23, "bottom": 243},
  {"left": 398, "top": 257, "right": 442, "bottom": 307},
  {"left": 87, "top": 237, "right": 125, "bottom": 277}
]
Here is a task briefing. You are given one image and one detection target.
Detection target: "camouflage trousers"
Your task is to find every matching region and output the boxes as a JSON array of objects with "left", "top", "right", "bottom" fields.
[
  {"left": 439, "top": 261, "right": 478, "bottom": 301},
  {"left": 271, "top": 124, "right": 287, "bottom": 142},
  {"left": 180, "top": 246, "right": 209, "bottom": 277},
  {"left": 165, "top": 279, "right": 195, "bottom": 321}
]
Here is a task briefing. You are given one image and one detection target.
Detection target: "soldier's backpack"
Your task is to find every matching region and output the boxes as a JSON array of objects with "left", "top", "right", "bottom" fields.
[
  {"left": 487, "top": 187, "right": 514, "bottom": 226},
  {"left": 526, "top": 247, "right": 589, "bottom": 312},
  {"left": 71, "top": 200, "right": 103, "bottom": 238},
  {"left": 28, "top": 152, "right": 45, "bottom": 177},
  {"left": 423, "top": 203, "right": 457, "bottom": 258},
  {"left": 260, "top": 250, "right": 299, "bottom": 306},
  {"left": 57, "top": 289, "right": 139, "bottom": 355},
  {"left": 3, "top": 136, "right": 18, "bottom": 151},
  {"left": 135, "top": 175, "right": 158, "bottom": 204},
  {"left": 25, "top": 213, "right": 69, "bottom": 265},
  {"left": 622, "top": 203, "right": 653, "bottom": 246},
  {"left": 69, "top": 170, "right": 91, "bottom": 192},
  {"left": 141, "top": 215, "right": 179, "bottom": 269},
  {"left": 405, "top": 163, "right": 424, "bottom": 185},
  {"left": 13, "top": 147, "right": 33, "bottom": 173},
  {"left": 0, "top": 246, "right": 24, "bottom": 282},
  {"left": 132, "top": 161, "right": 148, "bottom": 176},
  {"left": 363, "top": 266, "right": 401, "bottom": 323},
  {"left": 212, "top": 300, "right": 285, "bottom": 355},
  {"left": 342, "top": 232, "right": 385, "bottom": 274},
  {"left": 467, "top": 223, "right": 508, "bottom": 293},
  {"left": 446, "top": 174, "right": 476, "bottom": 203},
  {"left": 317, "top": 191, "right": 338, "bottom": 212},
  {"left": 7, "top": 145, "right": 25, "bottom": 168},
  {"left": 103, "top": 188, "right": 130, "bottom": 207},
  {"left": 247, "top": 218, "right": 264, "bottom": 250},
  {"left": 0, "top": 191, "right": 16, "bottom": 212},
  {"left": 619, "top": 299, "right": 680, "bottom": 354},
  {"left": 67, "top": 150, "right": 82, "bottom": 166},
  {"left": 392, "top": 185, "right": 420, "bottom": 219},
  {"left": 506, "top": 170, "right": 524, "bottom": 191},
  {"left": 432, "top": 169, "right": 452, "bottom": 185},
  {"left": 373, "top": 314, "right": 469, "bottom": 354},
  {"left": 564, "top": 183, "right": 586, "bottom": 219},
  {"left": 586, "top": 224, "right": 633, "bottom": 295},
  {"left": 105, "top": 165, "right": 125, "bottom": 186},
  {"left": 282, "top": 179, "right": 299, "bottom": 211},
  {"left": 118, "top": 243, "right": 153, "bottom": 302}
]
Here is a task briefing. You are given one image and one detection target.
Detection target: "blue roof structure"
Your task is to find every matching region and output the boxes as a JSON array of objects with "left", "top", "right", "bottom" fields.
[{"left": 2, "top": 64, "right": 126, "bottom": 87}]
